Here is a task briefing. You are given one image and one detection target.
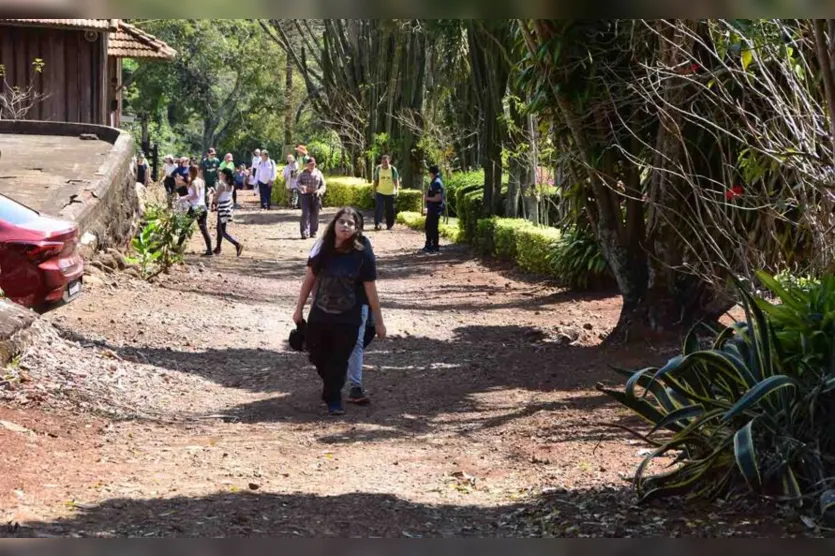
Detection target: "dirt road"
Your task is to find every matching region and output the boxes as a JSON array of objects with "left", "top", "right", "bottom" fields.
[{"left": 0, "top": 189, "right": 808, "bottom": 537}]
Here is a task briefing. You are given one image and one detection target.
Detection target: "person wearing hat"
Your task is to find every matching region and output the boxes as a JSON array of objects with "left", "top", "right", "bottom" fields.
[
  {"left": 297, "top": 156, "right": 327, "bottom": 239},
  {"left": 295, "top": 144, "right": 310, "bottom": 166},
  {"left": 423, "top": 164, "right": 446, "bottom": 254}
]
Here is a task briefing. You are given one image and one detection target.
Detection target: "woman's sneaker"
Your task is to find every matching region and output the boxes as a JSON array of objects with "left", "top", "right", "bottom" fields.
[
  {"left": 347, "top": 386, "right": 370, "bottom": 405},
  {"left": 327, "top": 401, "right": 345, "bottom": 416}
]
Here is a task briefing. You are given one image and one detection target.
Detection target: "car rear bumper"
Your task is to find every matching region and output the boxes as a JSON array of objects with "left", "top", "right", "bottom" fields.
[{"left": 41, "top": 255, "right": 84, "bottom": 303}]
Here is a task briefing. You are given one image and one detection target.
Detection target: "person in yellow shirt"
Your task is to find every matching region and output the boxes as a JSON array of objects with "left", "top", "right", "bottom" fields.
[{"left": 372, "top": 154, "right": 400, "bottom": 231}]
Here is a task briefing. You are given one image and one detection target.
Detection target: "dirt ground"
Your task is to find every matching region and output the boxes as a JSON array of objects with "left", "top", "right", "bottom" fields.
[{"left": 0, "top": 188, "right": 814, "bottom": 537}]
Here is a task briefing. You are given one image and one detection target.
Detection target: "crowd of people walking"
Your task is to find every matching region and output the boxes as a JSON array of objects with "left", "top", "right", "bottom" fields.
[{"left": 146, "top": 143, "right": 446, "bottom": 416}]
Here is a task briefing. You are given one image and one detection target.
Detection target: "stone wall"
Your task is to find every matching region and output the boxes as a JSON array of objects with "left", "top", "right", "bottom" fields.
[{"left": 0, "top": 120, "right": 139, "bottom": 256}]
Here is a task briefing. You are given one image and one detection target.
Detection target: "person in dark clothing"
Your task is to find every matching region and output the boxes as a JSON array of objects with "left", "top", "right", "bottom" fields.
[
  {"left": 292, "top": 207, "right": 386, "bottom": 415},
  {"left": 136, "top": 153, "right": 150, "bottom": 186},
  {"left": 423, "top": 165, "right": 445, "bottom": 254},
  {"left": 201, "top": 147, "right": 221, "bottom": 204}
]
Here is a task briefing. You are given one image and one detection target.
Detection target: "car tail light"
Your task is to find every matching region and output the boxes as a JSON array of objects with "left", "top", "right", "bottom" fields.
[{"left": 19, "top": 241, "right": 65, "bottom": 263}]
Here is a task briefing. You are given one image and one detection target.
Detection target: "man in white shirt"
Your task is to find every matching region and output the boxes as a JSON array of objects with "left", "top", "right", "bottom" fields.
[{"left": 256, "top": 149, "right": 277, "bottom": 210}]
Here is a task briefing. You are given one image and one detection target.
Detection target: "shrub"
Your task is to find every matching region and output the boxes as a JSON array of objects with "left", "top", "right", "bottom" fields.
[
  {"left": 513, "top": 224, "right": 562, "bottom": 276},
  {"left": 319, "top": 177, "right": 424, "bottom": 214},
  {"left": 598, "top": 272, "right": 835, "bottom": 518},
  {"left": 445, "top": 170, "right": 484, "bottom": 216},
  {"left": 549, "top": 227, "right": 613, "bottom": 290},
  {"left": 127, "top": 203, "right": 193, "bottom": 279},
  {"left": 457, "top": 185, "right": 485, "bottom": 243},
  {"left": 395, "top": 212, "right": 462, "bottom": 243},
  {"left": 397, "top": 190, "right": 423, "bottom": 213},
  {"left": 323, "top": 177, "right": 369, "bottom": 208},
  {"left": 473, "top": 217, "right": 562, "bottom": 277},
  {"left": 475, "top": 217, "right": 497, "bottom": 255}
]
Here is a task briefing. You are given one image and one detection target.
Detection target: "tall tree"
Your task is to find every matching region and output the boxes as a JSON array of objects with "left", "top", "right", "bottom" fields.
[
  {"left": 124, "top": 19, "right": 287, "bottom": 157},
  {"left": 518, "top": 19, "right": 835, "bottom": 336},
  {"left": 467, "top": 20, "right": 513, "bottom": 216}
]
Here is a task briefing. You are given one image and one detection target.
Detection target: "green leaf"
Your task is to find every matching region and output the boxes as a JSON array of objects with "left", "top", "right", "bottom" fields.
[
  {"left": 741, "top": 48, "right": 753, "bottom": 71},
  {"left": 781, "top": 466, "right": 802, "bottom": 503},
  {"left": 733, "top": 419, "right": 761, "bottom": 491},
  {"left": 723, "top": 375, "right": 797, "bottom": 422},
  {"left": 648, "top": 405, "right": 705, "bottom": 436},
  {"left": 597, "top": 385, "right": 683, "bottom": 431}
]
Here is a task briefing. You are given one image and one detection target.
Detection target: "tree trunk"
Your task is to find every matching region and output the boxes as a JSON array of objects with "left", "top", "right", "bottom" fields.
[
  {"left": 284, "top": 53, "right": 294, "bottom": 148},
  {"left": 506, "top": 157, "right": 521, "bottom": 218}
]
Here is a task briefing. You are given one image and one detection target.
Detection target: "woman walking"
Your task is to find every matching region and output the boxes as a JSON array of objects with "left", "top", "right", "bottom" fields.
[
  {"left": 214, "top": 168, "right": 244, "bottom": 257},
  {"left": 220, "top": 153, "right": 238, "bottom": 208},
  {"left": 292, "top": 208, "right": 386, "bottom": 415},
  {"left": 177, "top": 164, "right": 213, "bottom": 256}
]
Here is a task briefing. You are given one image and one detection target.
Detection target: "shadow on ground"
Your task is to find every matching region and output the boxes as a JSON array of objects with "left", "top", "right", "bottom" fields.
[
  {"left": 1, "top": 484, "right": 804, "bottom": 538},
  {"left": 54, "top": 322, "right": 673, "bottom": 445}
]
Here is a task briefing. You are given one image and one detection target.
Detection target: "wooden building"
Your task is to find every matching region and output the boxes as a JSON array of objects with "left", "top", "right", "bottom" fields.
[{"left": 0, "top": 19, "right": 175, "bottom": 126}]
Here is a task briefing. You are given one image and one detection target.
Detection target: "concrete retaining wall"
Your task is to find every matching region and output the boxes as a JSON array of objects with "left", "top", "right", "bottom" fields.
[{"left": 0, "top": 120, "right": 138, "bottom": 255}]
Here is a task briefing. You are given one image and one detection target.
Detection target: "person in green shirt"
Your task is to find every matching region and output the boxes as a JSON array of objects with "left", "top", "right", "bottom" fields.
[
  {"left": 220, "top": 153, "right": 237, "bottom": 207},
  {"left": 201, "top": 147, "right": 221, "bottom": 204},
  {"left": 373, "top": 154, "right": 400, "bottom": 231}
]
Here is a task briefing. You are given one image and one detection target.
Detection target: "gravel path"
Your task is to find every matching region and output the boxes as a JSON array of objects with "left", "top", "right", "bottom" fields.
[{"left": 0, "top": 188, "right": 809, "bottom": 537}]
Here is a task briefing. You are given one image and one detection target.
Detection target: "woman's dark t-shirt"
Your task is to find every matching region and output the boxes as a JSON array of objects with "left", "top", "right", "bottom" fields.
[{"left": 307, "top": 239, "right": 376, "bottom": 326}]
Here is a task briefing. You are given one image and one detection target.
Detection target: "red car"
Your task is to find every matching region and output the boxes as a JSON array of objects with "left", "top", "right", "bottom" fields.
[{"left": 0, "top": 194, "right": 84, "bottom": 310}]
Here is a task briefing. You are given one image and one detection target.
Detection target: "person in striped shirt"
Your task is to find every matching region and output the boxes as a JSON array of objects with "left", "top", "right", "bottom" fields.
[{"left": 213, "top": 168, "right": 244, "bottom": 257}]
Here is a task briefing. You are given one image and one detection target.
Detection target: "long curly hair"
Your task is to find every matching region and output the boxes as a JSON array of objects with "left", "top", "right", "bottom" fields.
[{"left": 311, "top": 207, "right": 366, "bottom": 276}]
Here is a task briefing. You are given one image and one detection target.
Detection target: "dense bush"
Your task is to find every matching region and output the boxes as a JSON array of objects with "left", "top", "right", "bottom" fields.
[
  {"left": 396, "top": 211, "right": 462, "bottom": 243},
  {"left": 599, "top": 272, "right": 835, "bottom": 519},
  {"left": 456, "top": 184, "right": 486, "bottom": 243},
  {"left": 549, "top": 227, "right": 613, "bottom": 290},
  {"left": 445, "top": 170, "right": 484, "bottom": 216},
  {"left": 322, "top": 177, "right": 369, "bottom": 208},
  {"left": 475, "top": 217, "right": 562, "bottom": 276},
  {"left": 271, "top": 175, "right": 423, "bottom": 212},
  {"left": 127, "top": 203, "right": 194, "bottom": 279}
]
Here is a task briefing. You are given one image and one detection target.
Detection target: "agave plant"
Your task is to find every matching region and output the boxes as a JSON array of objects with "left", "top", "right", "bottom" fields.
[{"left": 598, "top": 272, "right": 835, "bottom": 517}]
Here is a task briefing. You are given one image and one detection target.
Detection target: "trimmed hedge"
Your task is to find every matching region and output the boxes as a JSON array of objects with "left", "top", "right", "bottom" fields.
[
  {"left": 324, "top": 177, "right": 423, "bottom": 213},
  {"left": 271, "top": 176, "right": 423, "bottom": 213},
  {"left": 445, "top": 171, "right": 484, "bottom": 216},
  {"left": 396, "top": 211, "right": 462, "bottom": 243},
  {"left": 476, "top": 217, "right": 562, "bottom": 276},
  {"left": 457, "top": 184, "right": 486, "bottom": 244}
]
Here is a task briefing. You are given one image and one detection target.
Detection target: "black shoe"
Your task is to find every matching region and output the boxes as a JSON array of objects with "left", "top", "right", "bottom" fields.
[
  {"left": 347, "top": 386, "right": 370, "bottom": 405},
  {"left": 202, "top": 250, "right": 214, "bottom": 257},
  {"left": 374, "top": 225, "right": 381, "bottom": 231}
]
